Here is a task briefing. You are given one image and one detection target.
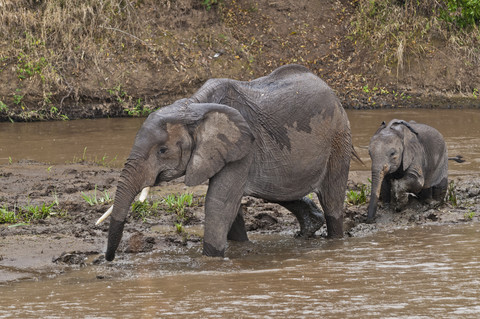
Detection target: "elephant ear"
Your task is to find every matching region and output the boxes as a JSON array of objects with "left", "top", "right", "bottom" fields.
[
  {"left": 390, "top": 120, "right": 420, "bottom": 169},
  {"left": 184, "top": 103, "right": 254, "bottom": 186}
]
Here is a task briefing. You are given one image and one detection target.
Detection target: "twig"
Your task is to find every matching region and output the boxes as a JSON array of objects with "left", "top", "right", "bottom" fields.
[{"left": 100, "top": 26, "right": 152, "bottom": 49}]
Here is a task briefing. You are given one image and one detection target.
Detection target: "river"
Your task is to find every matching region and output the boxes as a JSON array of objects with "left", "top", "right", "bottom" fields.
[
  {"left": 0, "top": 224, "right": 479, "bottom": 318},
  {"left": 1, "top": 109, "right": 479, "bottom": 175}
]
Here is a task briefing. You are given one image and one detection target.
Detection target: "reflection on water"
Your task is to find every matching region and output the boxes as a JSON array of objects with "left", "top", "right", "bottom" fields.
[{"left": 1, "top": 224, "right": 479, "bottom": 318}]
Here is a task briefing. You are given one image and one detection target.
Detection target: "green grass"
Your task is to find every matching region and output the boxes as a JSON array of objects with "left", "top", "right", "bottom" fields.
[
  {"left": 446, "top": 180, "right": 458, "bottom": 207},
  {"left": 131, "top": 200, "right": 160, "bottom": 222},
  {"left": 0, "top": 205, "right": 17, "bottom": 223},
  {"left": 346, "top": 183, "right": 370, "bottom": 205},
  {"left": 162, "top": 193, "right": 195, "bottom": 225},
  {"left": 464, "top": 211, "right": 476, "bottom": 220},
  {"left": 0, "top": 201, "right": 66, "bottom": 224},
  {"left": 131, "top": 192, "right": 201, "bottom": 227},
  {"left": 349, "top": 0, "right": 480, "bottom": 90},
  {"left": 70, "top": 147, "right": 118, "bottom": 167},
  {"left": 81, "top": 185, "right": 112, "bottom": 206}
]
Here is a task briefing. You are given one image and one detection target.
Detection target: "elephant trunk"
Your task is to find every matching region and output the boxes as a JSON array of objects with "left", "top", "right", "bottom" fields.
[
  {"left": 367, "top": 165, "right": 387, "bottom": 222},
  {"left": 105, "top": 162, "right": 145, "bottom": 261}
]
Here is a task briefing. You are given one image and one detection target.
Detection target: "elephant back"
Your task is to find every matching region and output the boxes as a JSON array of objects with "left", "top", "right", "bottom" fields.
[{"left": 409, "top": 121, "right": 448, "bottom": 187}]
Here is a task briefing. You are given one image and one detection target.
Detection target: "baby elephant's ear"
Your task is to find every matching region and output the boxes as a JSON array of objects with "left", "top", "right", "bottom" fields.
[{"left": 184, "top": 103, "right": 254, "bottom": 186}]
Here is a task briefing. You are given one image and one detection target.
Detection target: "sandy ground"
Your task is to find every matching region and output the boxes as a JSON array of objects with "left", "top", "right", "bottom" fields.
[{"left": 1, "top": 161, "right": 479, "bottom": 283}]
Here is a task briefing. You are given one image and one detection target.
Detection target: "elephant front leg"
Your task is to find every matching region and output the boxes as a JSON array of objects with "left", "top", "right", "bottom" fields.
[
  {"left": 279, "top": 197, "right": 325, "bottom": 238},
  {"left": 202, "top": 158, "right": 251, "bottom": 257}
]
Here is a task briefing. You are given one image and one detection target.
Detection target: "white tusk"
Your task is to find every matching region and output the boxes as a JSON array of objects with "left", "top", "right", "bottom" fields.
[
  {"left": 138, "top": 187, "right": 150, "bottom": 202},
  {"left": 95, "top": 187, "right": 150, "bottom": 226},
  {"left": 95, "top": 205, "right": 113, "bottom": 226}
]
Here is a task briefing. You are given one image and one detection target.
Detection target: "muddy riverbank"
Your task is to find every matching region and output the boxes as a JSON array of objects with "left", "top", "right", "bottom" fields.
[{"left": 1, "top": 160, "right": 479, "bottom": 284}]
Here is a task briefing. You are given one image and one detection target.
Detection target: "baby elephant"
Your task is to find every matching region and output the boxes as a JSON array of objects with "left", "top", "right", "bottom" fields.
[{"left": 367, "top": 119, "right": 462, "bottom": 222}]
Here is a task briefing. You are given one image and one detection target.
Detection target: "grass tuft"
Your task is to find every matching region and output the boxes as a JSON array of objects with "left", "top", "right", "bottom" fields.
[
  {"left": 346, "top": 183, "right": 370, "bottom": 205},
  {"left": 0, "top": 201, "right": 66, "bottom": 224},
  {"left": 81, "top": 185, "right": 112, "bottom": 206},
  {"left": 446, "top": 180, "right": 459, "bottom": 207}
]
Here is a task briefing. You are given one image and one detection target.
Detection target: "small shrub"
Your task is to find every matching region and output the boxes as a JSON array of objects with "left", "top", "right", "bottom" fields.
[{"left": 441, "top": 0, "right": 480, "bottom": 28}]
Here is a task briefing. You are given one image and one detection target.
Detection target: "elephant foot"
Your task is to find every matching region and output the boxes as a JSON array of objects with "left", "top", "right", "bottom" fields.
[
  {"left": 295, "top": 210, "right": 325, "bottom": 238},
  {"left": 325, "top": 215, "right": 343, "bottom": 239},
  {"left": 279, "top": 197, "right": 325, "bottom": 239},
  {"left": 203, "top": 242, "right": 225, "bottom": 257}
]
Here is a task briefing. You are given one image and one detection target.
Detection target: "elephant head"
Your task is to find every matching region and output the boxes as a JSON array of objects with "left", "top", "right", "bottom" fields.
[
  {"left": 366, "top": 120, "right": 420, "bottom": 222},
  {"left": 105, "top": 100, "right": 254, "bottom": 261}
]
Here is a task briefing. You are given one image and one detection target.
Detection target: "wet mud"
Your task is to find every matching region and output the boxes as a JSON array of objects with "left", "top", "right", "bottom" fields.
[{"left": 1, "top": 160, "right": 479, "bottom": 284}]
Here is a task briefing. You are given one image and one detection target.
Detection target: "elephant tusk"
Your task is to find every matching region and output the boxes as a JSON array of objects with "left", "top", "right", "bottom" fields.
[
  {"left": 95, "top": 187, "right": 150, "bottom": 226},
  {"left": 138, "top": 187, "right": 150, "bottom": 202},
  {"left": 95, "top": 205, "right": 113, "bottom": 226}
]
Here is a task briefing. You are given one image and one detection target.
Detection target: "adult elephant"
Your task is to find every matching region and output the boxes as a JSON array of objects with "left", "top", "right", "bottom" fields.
[
  {"left": 101, "top": 64, "right": 354, "bottom": 261},
  {"left": 367, "top": 119, "right": 463, "bottom": 222}
]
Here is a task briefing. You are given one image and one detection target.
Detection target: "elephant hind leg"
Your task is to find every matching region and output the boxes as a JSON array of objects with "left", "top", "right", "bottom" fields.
[
  {"left": 227, "top": 206, "right": 249, "bottom": 242},
  {"left": 317, "top": 163, "right": 350, "bottom": 239},
  {"left": 279, "top": 197, "right": 325, "bottom": 238}
]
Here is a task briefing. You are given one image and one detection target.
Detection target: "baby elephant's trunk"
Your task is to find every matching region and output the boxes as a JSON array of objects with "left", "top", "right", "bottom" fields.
[{"left": 367, "top": 165, "right": 387, "bottom": 222}]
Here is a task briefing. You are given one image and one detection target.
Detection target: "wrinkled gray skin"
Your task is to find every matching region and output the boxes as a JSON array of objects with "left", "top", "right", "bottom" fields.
[
  {"left": 106, "top": 64, "right": 353, "bottom": 261},
  {"left": 367, "top": 119, "right": 449, "bottom": 222}
]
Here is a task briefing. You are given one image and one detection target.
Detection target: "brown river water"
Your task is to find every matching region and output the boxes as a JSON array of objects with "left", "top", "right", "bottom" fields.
[
  {"left": 1, "top": 109, "right": 480, "bottom": 318},
  {"left": 0, "top": 225, "right": 479, "bottom": 318},
  {"left": 1, "top": 109, "right": 479, "bottom": 175}
]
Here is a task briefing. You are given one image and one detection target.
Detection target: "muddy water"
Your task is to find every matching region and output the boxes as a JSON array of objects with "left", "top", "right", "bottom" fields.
[
  {"left": 1, "top": 224, "right": 479, "bottom": 318},
  {"left": 0, "top": 117, "right": 144, "bottom": 166},
  {"left": 1, "top": 109, "right": 480, "bottom": 175}
]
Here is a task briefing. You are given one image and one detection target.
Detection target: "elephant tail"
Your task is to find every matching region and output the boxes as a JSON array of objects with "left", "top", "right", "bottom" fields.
[
  {"left": 449, "top": 155, "right": 465, "bottom": 163},
  {"left": 351, "top": 147, "right": 365, "bottom": 166}
]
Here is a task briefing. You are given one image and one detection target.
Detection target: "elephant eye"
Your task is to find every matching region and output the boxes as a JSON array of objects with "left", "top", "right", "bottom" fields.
[{"left": 158, "top": 147, "right": 168, "bottom": 154}]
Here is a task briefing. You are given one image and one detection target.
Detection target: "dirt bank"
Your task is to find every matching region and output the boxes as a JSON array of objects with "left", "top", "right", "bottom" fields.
[
  {"left": 1, "top": 0, "right": 479, "bottom": 122},
  {"left": 1, "top": 161, "right": 479, "bottom": 283}
]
